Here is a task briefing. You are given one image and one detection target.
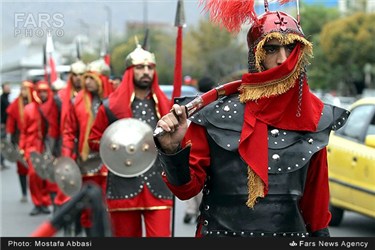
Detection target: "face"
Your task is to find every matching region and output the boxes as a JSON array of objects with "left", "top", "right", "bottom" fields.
[
  {"left": 71, "top": 73, "right": 83, "bottom": 90},
  {"left": 112, "top": 78, "right": 121, "bottom": 89},
  {"left": 262, "top": 38, "right": 297, "bottom": 70},
  {"left": 20, "top": 86, "right": 29, "bottom": 98},
  {"left": 2, "top": 84, "right": 11, "bottom": 94},
  {"left": 37, "top": 90, "right": 49, "bottom": 103},
  {"left": 84, "top": 76, "right": 99, "bottom": 94},
  {"left": 133, "top": 64, "right": 155, "bottom": 90}
]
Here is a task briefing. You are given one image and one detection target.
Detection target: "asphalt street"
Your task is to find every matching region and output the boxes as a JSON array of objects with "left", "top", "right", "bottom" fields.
[
  {"left": 1, "top": 159, "right": 374, "bottom": 238},
  {"left": 0, "top": 160, "right": 196, "bottom": 237}
]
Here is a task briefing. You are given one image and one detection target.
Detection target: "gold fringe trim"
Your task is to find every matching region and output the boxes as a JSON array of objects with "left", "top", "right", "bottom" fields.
[
  {"left": 246, "top": 167, "right": 265, "bottom": 208},
  {"left": 239, "top": 33, "right": 313, "bottom": 102},
  {"left": 81, "top": 93, "right": 94, "bottom": 161},
  {"left": 255, "top": 32, "right": 313, "bottom": 72}
]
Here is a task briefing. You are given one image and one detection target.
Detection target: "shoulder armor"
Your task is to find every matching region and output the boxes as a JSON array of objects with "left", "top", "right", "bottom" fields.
[
  {"left": 318, "top": 104, "right": 350, "bottom": 131},
  {"left": 189, "top": 94, "right": 243, "bottom": 152},
  {"left": 267, "top": 104, "right": 350, "bottom": 174}
]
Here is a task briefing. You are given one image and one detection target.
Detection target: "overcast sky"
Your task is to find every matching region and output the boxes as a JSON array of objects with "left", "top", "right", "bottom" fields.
[
  {"left": 1, "top": 0, "right": 338, "bottom": 51},
  {"left": 1, "top": 0, "right": 204, "bottom": 50}
]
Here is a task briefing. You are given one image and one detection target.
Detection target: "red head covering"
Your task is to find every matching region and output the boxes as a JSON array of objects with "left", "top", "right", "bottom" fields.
[
  {"left": 6, "top": 81, "right": 35, "bottom": 132},
  {"left": 74, "top": 70, "right": 113, "bottom": 160},
  {"left": 33, "top": 80, "right": 60, "bottom": 138},
  {"left": 58, "top": 60, "right": 87, "bottom": 133},
  {"left": 200, "top": 0, "right": 320, "bottom": 207},
  {"left": 107, "top": 66, "right": 171, "bottom": 119},
  {"left": 238, "top": 44, "right": 323, "bottom": 206}
]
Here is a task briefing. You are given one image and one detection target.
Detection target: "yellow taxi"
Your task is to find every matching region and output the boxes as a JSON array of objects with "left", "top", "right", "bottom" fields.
[{"left": 327, "top": 97, "right": 375, "bottom": 226}]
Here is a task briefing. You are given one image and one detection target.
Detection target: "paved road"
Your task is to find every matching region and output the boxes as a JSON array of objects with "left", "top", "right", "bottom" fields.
[
  {"left": 0, "top": 160, "right": 196, "bottom": 237},
  {"left": 1, "top": 159, "right": 374, "bottom": 237}
]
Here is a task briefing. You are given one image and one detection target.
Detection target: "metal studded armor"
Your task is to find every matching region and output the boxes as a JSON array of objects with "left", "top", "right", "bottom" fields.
[
  {"left": 103, "top": 98, "right": 173, "bottom": 201},
  {"left": 186, "top": 94, "right": 349, "bottom": 237}
]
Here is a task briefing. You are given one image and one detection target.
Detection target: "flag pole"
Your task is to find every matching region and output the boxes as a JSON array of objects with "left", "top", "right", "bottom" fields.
[{"left": 170, "top": 0, "right": 186, "bottom": 102}]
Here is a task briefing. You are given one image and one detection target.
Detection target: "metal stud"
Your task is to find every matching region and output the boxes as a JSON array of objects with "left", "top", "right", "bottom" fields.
[
  {"left": 270, "top": 129, "right": 280, "bottom": 137},
  {"left": 272, "top": 154, "right": 280, "bottom": 161}
]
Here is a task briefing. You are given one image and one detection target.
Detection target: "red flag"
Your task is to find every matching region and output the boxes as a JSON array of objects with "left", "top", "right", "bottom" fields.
[
  {"left": 171, "top": 0, "right": 186, "bottom": 100},
  {"left": 49, "top": 56, "right": 57, "bottom": 84},
  {"left": 171, "top": 26, "right": 182, "bottom": 99},
  {"left": 46, "top": 33, "right": 57, "bottom": 84},
  {"left": 104, "top": 54, "right": 110, "bottom": 66}
]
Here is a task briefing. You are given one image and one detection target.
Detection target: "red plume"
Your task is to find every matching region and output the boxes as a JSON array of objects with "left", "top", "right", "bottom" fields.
[
  {"left": 277, "top": 0, "right": 295, "bottom": 5},
  {"left": 199, "top": 0, "right": 296, "bottom": 33},
  {"left": 198, "top": 0, "right": 258, "bottom": 33}
]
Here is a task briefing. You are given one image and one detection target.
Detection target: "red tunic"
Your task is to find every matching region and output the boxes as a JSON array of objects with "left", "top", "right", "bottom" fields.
[
  {"left": 88, "top": 68, "right": 173, "bottom": 211},
  {"left": 6, "top": 93, "right": 32, "bottom": 175},
  {"left": 163, "top": 122, "right": 331, "bottom": 235}
]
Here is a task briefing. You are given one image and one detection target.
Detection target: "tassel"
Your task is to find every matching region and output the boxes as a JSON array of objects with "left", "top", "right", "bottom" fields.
[{"left": 246, "top": 167, "right": 265, "bottom": 208}]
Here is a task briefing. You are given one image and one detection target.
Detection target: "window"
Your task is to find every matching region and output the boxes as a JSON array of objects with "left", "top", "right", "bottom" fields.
[{"left": 336, "top": 104, "right": 375, "bottom": 142}]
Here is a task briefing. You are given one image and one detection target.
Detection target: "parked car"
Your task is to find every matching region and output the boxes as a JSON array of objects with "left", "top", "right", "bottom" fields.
[{"left": 327, "top": 97, "right": 375, "bottom": 226}]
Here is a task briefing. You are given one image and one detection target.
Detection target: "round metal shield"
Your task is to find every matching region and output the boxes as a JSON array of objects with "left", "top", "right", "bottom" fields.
[
  {"left": 30, "top": 151, "right": 49, "bottom": 180},
  {"left": 1, "top": 140, "right": 18, "bottom": 162},
  {"left": 77, "top": 152, "right": 102, "bottom": 174},
  {"left": 53, "top": 156, "right": 82, "bottom": 196},
  {"left": 45, "top": 158, "right": 56, "bottom": 183},
  {"left": 100, "top": 118, "right": 157, "bottom": 178}
]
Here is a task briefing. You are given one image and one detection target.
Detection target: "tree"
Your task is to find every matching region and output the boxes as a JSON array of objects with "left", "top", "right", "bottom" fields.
[
  {"left": 110, "top": 28, "right": 175, "bottom": 84},
  {"left": 298, "top": 4, "right": 340, "bottom": 91},
  {"left": 183, "top": 19, "right": 247, "bottom": 83},
  {"left": 320, "top": 13, "right": 375, "bottom": 94}
]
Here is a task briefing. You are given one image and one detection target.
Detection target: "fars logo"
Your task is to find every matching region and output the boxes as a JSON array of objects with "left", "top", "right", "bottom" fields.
[
  {"left": 289, "top": 241, "right": 298, "bottom": 247},
  {"left": 14, "top": 12, "right": 64, "bottom": 38}
]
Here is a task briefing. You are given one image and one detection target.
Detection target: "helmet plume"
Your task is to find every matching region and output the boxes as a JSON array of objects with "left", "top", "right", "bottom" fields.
[{"left": 199, "top": 0, "right": 296, "bottom": 33}]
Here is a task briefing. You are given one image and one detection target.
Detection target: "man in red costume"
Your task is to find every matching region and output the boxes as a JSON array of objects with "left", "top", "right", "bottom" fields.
[
  {"left": 62, "top": 58, "right": 113, "bottom": 236},
  {"left": 88, "top": 45, "right": 173, "bottom": 237},
  {"left": 44, "top": 60, "right": 86, "bottom": 235},
  {"left": 5, "top": 80, "right": 35, "bottom": 202},
  {"left": 53, "top": 60, "right": 87, "bottom": 204},
  {"left": 155, "top": 0, "right": 350, "bottom": 237},
  {"left": 58, "top": 60, "right": 86, "bottom": 142},
  {"left": 19, "top": 80, "right": 59, "bottom": 216}
]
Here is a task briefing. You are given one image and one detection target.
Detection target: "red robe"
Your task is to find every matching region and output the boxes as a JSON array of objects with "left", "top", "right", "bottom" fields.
[
  {"left": 20, "top": 101, "right": 52, "bottom": 207},
  {"left": 53, "top": 75, "right": 83, "bottom": 206},
  {"left": 6, "top": 83, "right": 34, "bottom": 175},
  {"left": 88, "top": 68, "right": 173, "bottom": 211},
  {"left": 61, "top": 71, "right": 113, "bottom": 228}
]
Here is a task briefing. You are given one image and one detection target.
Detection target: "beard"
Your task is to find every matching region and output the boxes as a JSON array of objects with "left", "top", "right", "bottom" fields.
[{"left": 134, "top": 76, "right": 152, "bottom": 90}]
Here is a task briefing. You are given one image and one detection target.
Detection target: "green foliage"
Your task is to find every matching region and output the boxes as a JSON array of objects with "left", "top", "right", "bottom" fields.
[
  {"left": 107, "top": 5, "right": 374, "bottom": 96},
  {"left": 109, "top": 19, "right": 247, "bottom": 85},
  {"left": 300, "top": 4, "right": 340, "bottom": 39},
  {"left": 298, "top": 4, "right": 340, "bottom": 91},
  {"left": 110, "top": 42, "right": 133, "bottom": 77},
  {"left": 320, "top": 13, "right": 375, "bottom": 94},
  {"left": 184, "top": 19, "right": 247, "bottom": 83}
]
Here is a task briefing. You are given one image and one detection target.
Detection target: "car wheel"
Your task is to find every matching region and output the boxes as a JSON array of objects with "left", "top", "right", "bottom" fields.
[{"left": 329, "top": 204, "right": 344, "bottom": 226}]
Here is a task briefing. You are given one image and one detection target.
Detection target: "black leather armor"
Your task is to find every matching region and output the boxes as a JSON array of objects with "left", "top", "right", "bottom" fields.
[
  {"left": 103, "top": 98, "right": 173, "bottom": 200},
  {"left": 160, "top": 94, "right": 349, "bottom": 237}
]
